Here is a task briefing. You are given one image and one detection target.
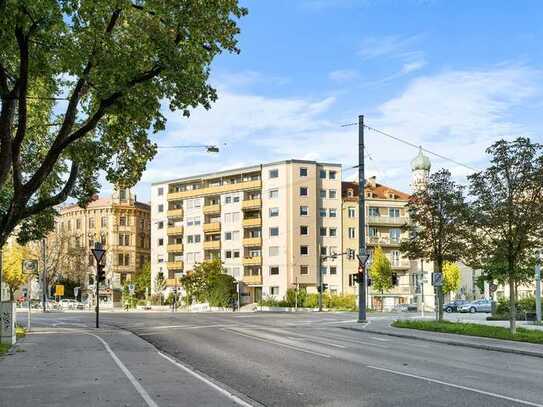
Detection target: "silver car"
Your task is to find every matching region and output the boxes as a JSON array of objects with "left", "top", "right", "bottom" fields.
[{"left": 459, "top": 299, "right": 492, "bottom": 313}]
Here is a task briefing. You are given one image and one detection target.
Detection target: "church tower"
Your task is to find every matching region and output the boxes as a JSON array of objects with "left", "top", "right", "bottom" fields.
[{"left": 410, "top": 147, "right": 431, "bottom": 192}]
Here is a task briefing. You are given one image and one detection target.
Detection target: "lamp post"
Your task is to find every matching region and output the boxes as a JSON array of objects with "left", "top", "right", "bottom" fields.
[{"left": 91, "top": 242, "right": 106, "bottom": 328}]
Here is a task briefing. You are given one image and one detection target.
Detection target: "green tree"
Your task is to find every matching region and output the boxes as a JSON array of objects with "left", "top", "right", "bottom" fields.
[
  {"left": 133, "top": 261, "right": 151, "bottom": 299},
  {"left": 466, "top": 138, "right": 543, "bottom": 334},
  {"left": 442, "top": 262, "right": 461, "bottom": 296},
  {"left": 401, "top": 169, "right": 469, "bottom": 321},
  {"left": 154, "top": 272, "right": 166, "bottom": 305},
  {"left": 2, "top": 242, "right": 29, "bottom": 300},
  {"left": 179, "top": 258, "right": 224, "bottom": 305},
  {"left": 0, "top": 1, "right": 247, "bottom": 248},
  {"left": 207, "top": 273, "right": 236, "bottom": 308},
  {"left": 368, "top": 246, "right": 393, "bottom": 311}
]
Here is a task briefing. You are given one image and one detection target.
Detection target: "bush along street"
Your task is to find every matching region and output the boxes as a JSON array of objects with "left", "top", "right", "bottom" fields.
[{"left": 259, "top": 288, "right": 358, "bottom": 311}]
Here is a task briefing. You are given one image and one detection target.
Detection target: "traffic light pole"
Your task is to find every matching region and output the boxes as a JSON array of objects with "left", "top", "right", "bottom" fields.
[
  {"left": 96, "top": 263, "right": 101, "bottom": 328},
  {"left": 358, "top": 115, "right": 367, "bottom": 323}
]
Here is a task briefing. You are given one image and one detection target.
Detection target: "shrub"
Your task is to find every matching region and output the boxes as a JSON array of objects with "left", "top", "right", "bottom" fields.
[
  {"left": 303, "top": 293, "right": 320, "bottom": 308},
  {"left": 496, "top": 296, "right": 535, "bottom": 315},
  {"left": 208, "top": 274, "right": 236, "bottom": 307}
]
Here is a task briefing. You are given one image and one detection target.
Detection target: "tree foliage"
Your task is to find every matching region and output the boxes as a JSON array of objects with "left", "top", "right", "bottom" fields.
[
  {"left": 466, "top": 138, "right": 543, "bottom": 333},
  {"left": 0, "top": 0, "right": 246, "bottom": 246},
  {"left": 133, "top": 261, "right": 151, "bottom": 299},
  {"left": 369, "top": 246, "right": 393, "bottom": 293},
  {"left": 400, "top": 169, "right": 468, "bottom": 320},
  {"left": 2, "top": 241, "right": 29, "bottom": 300},
  {"left": 179, "top": 258, "right": 234, "bottom": 306},
  {"left": 442, "top": 262, "right": 460, "bottom": 295}
]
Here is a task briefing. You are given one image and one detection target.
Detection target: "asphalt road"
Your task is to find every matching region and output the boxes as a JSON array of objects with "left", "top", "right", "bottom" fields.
[{"left": 19, "top": 311, "right": 543, "bottom": 407}]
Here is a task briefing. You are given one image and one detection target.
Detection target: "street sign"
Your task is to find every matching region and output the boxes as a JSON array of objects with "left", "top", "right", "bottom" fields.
[
  {"left": 431, "top": 272, "right": 443, "bottom": 287},
  {"left": 55, "top": 284, "right": 64, "bottom": 296},
  {"left": 128, "top": 284, "right": 135, "bottom": 295},
  {"left": 91, "top": 242, "right": 106, "bottom": 263},
  {"left": 489, "top": 283, "right": 498, "bottom": 293},
  {"left": 74, "top": 287, "right": 80, "bottom": 298},
  {"left": 22, "top": 259, "right": 38, "bottom": 274}
]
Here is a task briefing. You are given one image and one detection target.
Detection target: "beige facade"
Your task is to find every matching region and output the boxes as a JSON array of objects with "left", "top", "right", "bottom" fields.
[
  {"left": 55, "top": 188, "right": 150, "bottom": 306},
  {"left": 151, "top": 160, "right": 343, "bottom": 303},
  {"left": 342, "top": 177, "right": 417, "bottom": 309}
]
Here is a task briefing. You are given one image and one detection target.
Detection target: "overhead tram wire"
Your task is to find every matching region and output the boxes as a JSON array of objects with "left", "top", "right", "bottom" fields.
[{"left": 341, "top": 122, "right": 479, "bottom": 173}]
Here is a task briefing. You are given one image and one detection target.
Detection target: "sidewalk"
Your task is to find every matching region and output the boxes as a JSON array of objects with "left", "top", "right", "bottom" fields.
[
  {"left": 340, "top": 318, "right": 543, "bottom": 359},
  {"left": 0, "top": 327, "right": 257, "bottom": 407}
]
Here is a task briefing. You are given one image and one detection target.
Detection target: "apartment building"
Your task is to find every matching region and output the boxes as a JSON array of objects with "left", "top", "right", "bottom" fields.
[
  {"left": 342, "top": 178, "right": 416, "bottom": 309},
  {"left": 55, "top": 187, "right": 151, "bottom": 307},
  {"left": 151, "top": 160, "right": 343, "bottom": 304}
]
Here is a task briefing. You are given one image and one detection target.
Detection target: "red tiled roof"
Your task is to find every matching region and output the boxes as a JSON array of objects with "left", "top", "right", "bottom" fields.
[{"left": 342, "top": 181, "right": 410, "bottom": 201}]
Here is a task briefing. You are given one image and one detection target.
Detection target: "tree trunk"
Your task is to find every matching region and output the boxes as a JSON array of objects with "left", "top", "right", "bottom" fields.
[
  {"left": 509, "top": 276, "right": 516, "bottom": 334},
  {"left": 9, "top": 287, "right": 15, "bottom": 301}
]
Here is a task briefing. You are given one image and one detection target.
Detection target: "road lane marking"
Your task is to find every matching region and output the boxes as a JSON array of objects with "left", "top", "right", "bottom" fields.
[
  {"left": 370, "top": 336, "right": 390, "bottom": 342},
  {"left": 287, "top": 336, "right": 346, "bottom": 349},
  {"left": 367, "top": 365, "right": 543, "bottom": 407},
  {"left": 224, "top": 328, "right": 331, "bottom": 358},
  {"left": 158, "top": 351, "right": 258, "bottom": 407},
  {"left": 88, "top": 333, "right": 159, "bottom": 407}
]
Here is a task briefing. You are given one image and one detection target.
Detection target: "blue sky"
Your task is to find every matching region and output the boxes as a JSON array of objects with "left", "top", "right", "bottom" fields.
[{"left": 114, "top": 0, "right": 543, "bottom": 203}]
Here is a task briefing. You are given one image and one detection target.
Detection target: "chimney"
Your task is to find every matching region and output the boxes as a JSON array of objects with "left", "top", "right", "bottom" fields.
[{"left": 368, "top": 176, "right": 377, "bottom": 188}]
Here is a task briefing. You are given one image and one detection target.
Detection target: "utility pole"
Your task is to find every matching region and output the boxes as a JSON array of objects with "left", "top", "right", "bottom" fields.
[
  {"left": 41, "top": 239, "right": 47, "bottom": 313},
  {"left": 420, "top": 259, "right": 425, "bottom": 319},
  {"left": 27, "top": 276, "right": 32, "bottom": 332},
  {"left": 358, "top": 115, "right": 367, "bottom": 323},
  {"left": 536, "top": 250, "right": 541, "bottom": 324}
]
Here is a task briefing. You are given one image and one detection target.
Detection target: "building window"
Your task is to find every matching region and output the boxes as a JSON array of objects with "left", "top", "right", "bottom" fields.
[
  {"left": 158, "top": 187, "right": 163, "bottom": 196},
  {"left": 329, "top": 266, "right": 337, "bottom": 275},
  {"left": 329, "top": 190, "right": 337, "bottom": 199},
  {"left": 369, "top": 227, "right": 378, "bottom": 237},
  {"left": 269, "top": 189, "right": 279, "bottom": 199},
  {"left": 270, "top": 286, "right": 279, "bottom": 296},
  {"left": 389, "top": 208, "right": 400, "bottom": 218},
  {"left": 300, "top": 245, "right": 308, "bottom": 255},
  {"left": 319, "top": 208, "right": 327, "bottom": 217},
  {"left": 269, "top": 266, "right": 279, "bottom": 275},
  {"left": 319, "top": 169, "right": 326, "bottom": 179},
  {"left": 300, "top": 206, "right": 308, "bottom": 216},
  {"left": 89, "top": 218, "right": 95, "bottom": 228},
  {"left": 269, "top": 246, "right": 279, "bottom": 256},
  {"left": 329, "top": 170, "right": 337, "bottom": 180},
  {"left": 390, "top": 228, "right": 401, "bottom": 243},
  {"left": 158, "top": 221, "right": 164, "bottom": 229},
  {"left": 329, "top": 208, "right": 337, "bottom": 217},
  {"left": 269, "top": 169, "right": 279, "bottom": 178},
  {"left": 320, "top": 266, "right": 327, "bottom": 275},
  {"left": 320, "top": 227, "right": 327, "bottom": 237},
  {"left": 224, "top": 196, "right": 232, "bottom": 204},
  {"left": 269, "top": 207, "right": 279, "bottom": 217},
  {"left": 348, "top": 207, "right": 356, "bottom": 218},
  {"left": 270, "top": 227, "right": 279, "bottom": 237},
  {"left": 329, "top": 228, "right": 337, "bottom": 237},
  {"left": 158, "top": 204, "right": 164, "bottom": 213},
  {"left": 225, "top": 250, "right": 232, "bottom": 259},
  {"left": 300, "top": 265, "right": 309, "bottom": 275},
  {"left": 299, "top": 187, "right": 308, "bottom": 196},
  {"left": 300, "top": 167, "right": 308, "bottom": 177},
  {"left": 233, "top": 250, "right": 240, "bottom": 258},
  {"left": 391, "top": 250, "right": 401, "bottom": 266},
  {"left": 158, "top": 238, "right": 163, "bottom": 246},
  {"left": 225, "top": 231, "right": 232, "bottom": 240},
  {"left": 76, "top": 219, "right": 81, "bottom": 230},
  {"left": 320, "top": 246, "right": 327, "bottom": 256},
  {"left": 300, "top": 225, "right": 308, "bottom": 235},
  {"left": 347, "top": 189, "right": 354, "bottom": 197},
  {"left": 320, "top": 189, "right": 326, "bottom": 199},
  {"left": 348, "top": 227, "right": 356, "bottom": 239},
  {"left": 369, "top": 207, "right": 380, "bottom": 217}
]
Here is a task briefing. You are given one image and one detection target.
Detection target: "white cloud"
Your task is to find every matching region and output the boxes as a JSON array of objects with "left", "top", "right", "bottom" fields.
[
  {"left": 400, "top": 59, "right": 426, "bottom": 74},
  {"left": 358, "top": 34, "right": 421, "bottom": 60},
  {"left": 329, "top": 69, "right": 360, "bottom": 82}
]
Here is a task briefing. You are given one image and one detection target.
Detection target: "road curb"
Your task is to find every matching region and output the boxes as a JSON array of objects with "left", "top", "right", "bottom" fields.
[{"left": 338, "top": 326, "right": 543, "bottom": 359}]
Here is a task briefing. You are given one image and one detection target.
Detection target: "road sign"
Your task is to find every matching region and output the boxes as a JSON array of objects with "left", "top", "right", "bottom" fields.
[
  {"left": 91, "top": 242, "right": 106, "bottom": 263},
  {"left": 431, "top": 272, "right": 443, "bottom": 287},
  {"left": 22, "top": 259, "right": 38, "bottom": 274},
  {"left": 55, "top": 284, "right": 64, "bottom": 296},
  {"left": 74, "top": 287, "right": 80, "bottom": 298},
  {"left": 489, "top": 283, "right": 498, "bottom": 293},
  {"left": 128, "top": 284, "right": 135, "bottom": 295}
]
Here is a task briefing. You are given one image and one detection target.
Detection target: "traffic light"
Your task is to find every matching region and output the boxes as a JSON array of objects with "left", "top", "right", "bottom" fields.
[
  {"left": 352, "top": 273, "right": 359, "bottom": 284},
  {"left": 391, "top": 273, "right": 398, "bottom": 286},
  {"left": 322, "top": 283, "right": 328, "bottom": 292},
  {"left": 97, "top": 265, "right": 106, "bottom": 283},
  {"left": 348, "top": 249, "right": 356, "bottom": 260},
  {"left": 367, "top": 277, "right": 372, "bottom": 287}
]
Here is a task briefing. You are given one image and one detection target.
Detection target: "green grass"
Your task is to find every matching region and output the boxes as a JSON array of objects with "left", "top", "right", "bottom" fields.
[
  {"left": 0, "top": 343, "right": 9, "bottom": 355},
  {"left": 391, "top": 320, "right": 543, "bottom": 345}
]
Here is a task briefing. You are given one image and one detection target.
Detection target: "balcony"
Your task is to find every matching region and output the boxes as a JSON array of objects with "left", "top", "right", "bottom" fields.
[
  {"left": 242, "top": 236, "right": 262, "bottom": 247},
  {"left": 165, "top": 278, "right": 179, "bottom": 287},
  {"left": 242, "top": 218, "right": 262, "bottom": 228},
  {"left": 391, "top": 260, "right": 411, "bottom": 269},
  {"left": 370, "top": 284, "right": 412, "bottom": 296},
  {"left": 243, "top": 274, "right": 263, "bottom": 285},
  {"left": 367, "top": 216, "right": 408, "bottom": 226},
  {"left": 367, "top": 236, "right": 402, "bottom": 247},
  {"left": 168, "top": 179, "right": 262, "bottom": 200},
  {"left": 167, "top": 226, "right": 183, "bottom": 235},
  {"left": 167, "top": 260, "right": 183, "bottom": 270},
  {"left": 203, "top": 204, "right": 221, "bottom": 215},
  {"left": 242, "top": 256, "right": 262, "bottom": 266},
  {"left": 241, "top": 198, "right": 261, "bottom": 210},
  {"left": 203, "top": 222, "right": 221, "bottom": 233},
  {"left": 167, "top": 243, "right": 183, "bottom": 252},
  {"left": 203, "top": 240, "right": 221, "bottom": 250},
  {"left": 167, "top": 208, "right": 183, "bottom": 218}
]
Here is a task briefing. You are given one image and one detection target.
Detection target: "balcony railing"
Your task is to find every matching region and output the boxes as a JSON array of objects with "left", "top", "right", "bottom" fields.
[
  {"left": 367, "top": 215, "right": 408, "bottom": 226},
  {"left": 242, "top": 256, "right": 262, "bottom": 266},
  {"left": 168, "top": 179, "right": 261, "bottom": 200},
  {"left": 242, "top": 274, "right": 262, "bottom": 285},
  {"left": 167, "top": 208, "right": 183, "bottom": 218},
  {"left": 203, "top": 222, "right": 221, "bottom": 233},
  {"left": 242, "top": 218, "right": 262, "bottom": 228},
  {"left": 367, "top": 236, "right": 402, "bottom": 246},
  {"left": 241, "top": 198, "right": 261, "bottom": 210},
  {"left": 203, "top": 204, "right": 221, "bottom": 215},
  {"left": 167, "top": 260, "right": 183, "bottom": 270},
  {"left": 391, "top": 260, "right": 411, "bottom": 269},
  {"left": 167, "top": 243, "right": 183, "bottom": 252},
  {"left": 167, "top": 226, "right": 183, "bottom": 235},
  {"left": 203, "top": 240, "right": 221, "bottom": 250},
  {"left": 242, "top": 236, "right": 262, "bottom": 247}
]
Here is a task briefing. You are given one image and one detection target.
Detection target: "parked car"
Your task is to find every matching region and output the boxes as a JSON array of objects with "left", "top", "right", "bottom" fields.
[
  {"left": 443, "top": 300, "right": 468, "bottom": 313},
  {"left": 398, "top": 303, "right": 418, "bottom": 312},
  {"left": 459, "top": 299, "right": 492, "bottom": 313}
]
